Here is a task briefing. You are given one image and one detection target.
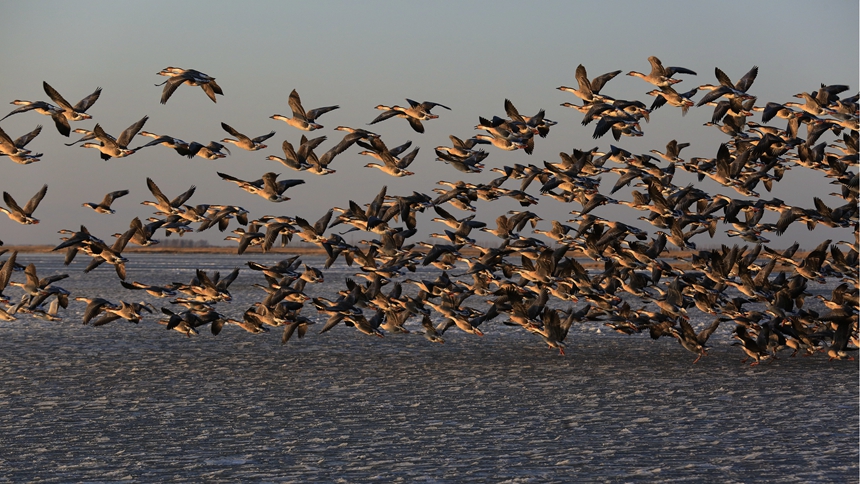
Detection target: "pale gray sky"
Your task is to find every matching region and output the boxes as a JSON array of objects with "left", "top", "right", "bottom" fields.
[{"left": 1, "top": 0, "right": 857, "bottom": 249}]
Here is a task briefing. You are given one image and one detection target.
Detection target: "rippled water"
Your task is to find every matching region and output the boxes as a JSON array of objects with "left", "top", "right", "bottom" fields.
[{"left": 0, "top": 253, "right": 857, "bottom": 482}]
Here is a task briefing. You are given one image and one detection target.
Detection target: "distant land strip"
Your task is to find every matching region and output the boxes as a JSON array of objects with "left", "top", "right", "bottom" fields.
[{"left": 2, "top": 244, "right": 812, "bottom": 272}]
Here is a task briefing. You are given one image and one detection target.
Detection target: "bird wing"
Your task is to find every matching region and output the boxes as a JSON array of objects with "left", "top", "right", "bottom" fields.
[
  {"left": 42, "top": 81, "right": 73, "bottom": 111},
  {"left": 100, "top": 189, "right": 129, "bottom": 207},
  {"left": 396, "top": 147, "right": 419, "bottom": 169},
  {"left": 504, "top": 99, "right": 524, "bottom": 123},
  {"left": 14, "top": 125, "right": 43, "bottom": 148},
  {"left": 22, "top": 184, "right": 48, "bottom": 216},
  {"left": 318, "top": 132, "right": 361, "bottom": 167},
  {"left": 590, "top": 70, "right": 621, "bottom": 93},
  {"left": 0, "top": 126, "right": 17, "bottom": 152},
  {"left": 419, "top": 100, "right": 451, "bottom": 111},
  {"left": 252, "top": 131, "right": 276, "bottom": 144},
  {"left": 117, "top": 116, "right": 148, "bottom": 148},
  {"left": 287, "top": 89, "right": 308, "bottom": 120},
  {"left": 220, "top": 122, "right": 250, "bottom": 143},
  {"left": 406, "top": 117, "right": 425, "bottom": 133},
  {"left": 170, "top": 185, "right": 196, "bottom": 208},
  {"left": 388, "top": 140, "right": 413, "bottom": 158},
  {"left": 713, "top": 67, "right": 735, "bottom": 89},
  {"left": 200, "top": 83, "right": 219, "bottom": 103},
  {"left": 146, "top": 177, "right": 170, "bottom": 207},
  {"left": 276, "top": 178, "right": 305, "bottom": 194},
  {"left": 736, "top": 66, "right": 758, "bottom": 92},
  {"left": 314, "top": 209, "right": 333, "bottom": 236},
  {"left": 696, "top": 317, "right": 723, "bottom": 344},
  {"left": 647, "top": 56, "right": 666, "bottom": 77},
  {"left": 73, "top": 86, "right": 102, "bottom": 112},
  {"left": 369, "top": 109, "right": 401, "bottom": 125},
  {"left": 160, "top": 75, "right": 187, "bottom": 104},
  {"left": 306, "top": 105, "right": 339, "bottom": 121},
  {"left": 208, "top": 79, "right": 223, "bottom": 95}
]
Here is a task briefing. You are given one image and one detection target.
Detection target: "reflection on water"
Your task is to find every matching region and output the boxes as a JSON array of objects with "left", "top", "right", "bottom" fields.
[{"left": 0, "top": 253, "right": 857, "bottom": 482}]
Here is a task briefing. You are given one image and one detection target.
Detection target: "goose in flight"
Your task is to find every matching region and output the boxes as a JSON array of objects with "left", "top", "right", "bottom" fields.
[
  {"left": 270, "top": 89, "right": 339, "bottom": 131},
  {"left": 142, "top": 177, "right": 196, "bottom": 215},
  {"left": 82, "top": 225, "right": 137, "bottom": 280},
  {"left": 647, "top": 86, "right": 697, "bottom": 115},
  {"left": 220, "top": 122, "right": 275, "bottom": 151},
  {"left": 81, "top": 116, "right": 148, "bottom": 160},
  {"left": 134, "top": 131, "right": 195, "bottom": 157},
  {"left": 558, "top": 64, "right": 621, "bottom": 104},
  {"left": 696, "top": 66, "right": 759, "bottom": 107},
  {"left": 0, "top": 124, "right": 43, "bottom": 164},
  {"left": 265, "top": 135, "right": 331, "bottom": 173},
  {"left": 361, "top": 136, "right": 419, "bottom": 177},
  {"left": 217, "top": 171, "right": 305, "bottom": 202},
  {"left": 156, "top": 67, "right": 223, "bottom": 104},
  {"left": 435, "top": 134, "right": 488, "bottom": 162},
  {"left": 42, "top": 81, "right": 101, "bottom": 125},
  {"left": 628, "top": 56, "right": 697, "bottom": 87},
  {"left": 369, "top": 99, "right": 450, "bottom": 133},
  {"left": 672, "top": 316, "right": 724, "bottom": 363},
  {"left": 504, "top": 98, "right": 556, "bottom": 138},
  {"left": 531, "top": 307, "right": 573, "bottom": 355},
  {"left": 186, "top": 141, "right": 230, "bottom": 160},
  {"left": 2, "top": 184, "right": 48, "bottom": 225},
  {"left": 418, "top": 314, "right": 445, "bottom": 343},
  {"left": 303, "top": 131, "right": 364, "bottom": 175},
  {"left": 0, "top": 81, "right": 101, "bottom": 136},
  {"left": 82, "top": 190, "right": 129, "bottom": 214}
]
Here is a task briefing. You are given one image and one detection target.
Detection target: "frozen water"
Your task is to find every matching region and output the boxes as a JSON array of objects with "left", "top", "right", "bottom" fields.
[{"left": 0, "top": 253, "right": 856, "bottom": 482}]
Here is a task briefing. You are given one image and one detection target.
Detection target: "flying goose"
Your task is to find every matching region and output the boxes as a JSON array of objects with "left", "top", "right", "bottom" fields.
[
  {"left": 217, "top": 171, "right": 305, "bottom": 202},
  {"left": 361, "top": 136, "right": 419, "bottom": 177},
  {"left": 270, "top": 89, "right": 339, "bottom": 131},
  {"left": 558, "top": 64, "right": 621, "bottom": 104},
  {"left": 220, "top": 122, "right": 275, "bottom": 151},
  {"left": 0, "top": 81, "right": 100, "bottom": 136},
  {"left": 369, "top": 99, "right": 451, "bottom": 133},
  {"left": 42, "top": 81, "right": 101, "bottom": 126},
  {"left": 142, "top": 177, "right": 196, "bottom": 215},
  {"left": 82, "top": 190, "right": 129, "bottom": 214},
  {"left": 0, "top": 124, "right": 42, "bottom": 164},
  {"left": 81, "top": 116, "right": 148, "bottom": 160},
  {"left": 156, "top": 67, "right": 223, "bottom": 104},
  {"left": 1, "top": 184, "right": 48, "bottom": 225},
  {"left": 627, "top": 56, "right": 697, "bottom": 87}
]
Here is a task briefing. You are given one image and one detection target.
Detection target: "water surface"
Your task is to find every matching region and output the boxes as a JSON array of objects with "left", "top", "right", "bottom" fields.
[{"left": 0, "top": 253, "right": 856, "bottom": 482}]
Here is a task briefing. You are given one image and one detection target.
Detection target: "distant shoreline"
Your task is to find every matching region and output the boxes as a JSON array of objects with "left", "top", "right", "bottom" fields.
[
  {"left": 1, "top": 245, "right": 330, "bottom": 255},
  {"left": 2, "top": 244, "right": 810, "bottom": 272},
  {"left": 2, "top": 244, "right": 699, "bottom": 257}
]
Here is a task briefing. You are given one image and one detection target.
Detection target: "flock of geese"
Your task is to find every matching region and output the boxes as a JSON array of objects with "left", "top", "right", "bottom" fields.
[{"left": 0, "top": 58, "right": 857, "bottom": 365}]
